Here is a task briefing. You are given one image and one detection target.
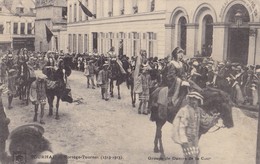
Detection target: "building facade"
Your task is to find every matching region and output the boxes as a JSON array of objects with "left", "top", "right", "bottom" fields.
[
  {"left": 65, "top": 0, "right": 260, "bottom": 64},
  {"left": 66, "top": 0, "right": 166, "bottom": 58},
  {"left": 0, "top": 0, "right": 35, "bottom": 54},
  {"left": 166, "top": 0, "right": 260, "bottom": 65},
  {"left": 35, "top": 0, "right": 67, "bottom": 52}
]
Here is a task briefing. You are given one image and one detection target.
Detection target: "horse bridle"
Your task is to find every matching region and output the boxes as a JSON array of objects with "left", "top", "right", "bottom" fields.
[{"left": 207, "top": 111, "right": 226, "bottom": 133}]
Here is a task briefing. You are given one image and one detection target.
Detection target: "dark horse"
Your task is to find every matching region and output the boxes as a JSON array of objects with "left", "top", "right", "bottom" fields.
[
  {"left": 17, "top": 61, "right": 36, "bottom": 105},
  {"left": 149, "top": 85, "right": 234, "bottom": 159},
  {"left": 126, "top": 68, "right": 136, "bottom": 107},
  {"left": 109, "top": 60, "right": 125, "bottom": 99},
  {"left": 44, "top": 58, "right": 72, "bottom": 119}
]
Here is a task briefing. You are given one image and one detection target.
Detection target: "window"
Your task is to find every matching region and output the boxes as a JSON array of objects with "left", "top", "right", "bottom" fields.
[
  {"left": 69, "top": 5, "right": 72, "bottom": 22},
  {"left": 0, "top": 24, "right": 4, "bottom": 34},
  {"left": 62, "top": 7, "right": 67, "bottom": 19},
  {"left": 13, "top": 23, "right": 18, "bottom": 34},
  {"left": 120, "top": 0, "right": 125, "bottom": 15},
  {"left": 74, "top": 3, "right": 77, "bottom": 22},
  {"left": 16, "top": 7, "right": 24, "bottom": 14},
  {"left": 150, "top": 0, "right": 155, "bottom": 12},
  {"left": 202, "top": 15, "right": 213, "bottom": 57},
  {"left": 78, "top": 4, "right": 82, "bottom": 21},
  {"left": 93, "top": 0, "right": 97, "bottom": 18},
  {"left": 85, "top": 0, "right": 88, "bottom": 20},
  {"left": 40, "top": 41, "right": 42, "bottom": 52},
  {"left": 147, "top": 32, "right": 157, "bottom": 57},
  {"left": 55, "top": 37, "right": 58, "bottom": 51},
  {"left": 27, "top": 23, "right": 32, "bottom": 34},
  {"left": 73, "top": 34, "right": 77, "bottom": 52},
  {"left": 30, "top": 8, "right": 35, "bottom": 13},
  {"left": 178, "top": 17, "right": 187, "bottom": 51},
  {"left": 68, "top": 34, "right": 72, "bottom": 52},
  {"left": 109, "top": 32, "right": 114, "bottom": 47},
  {"left": 20, "top": 23, "right": 25, "bottom": 34},
  {"left": 132, "top": 0, "right": 138, "bottom": 14},
  {"left": 78, "top": 34, "right": 83, "bottom": 53},
  {"left": 6, "top": 22, "right": 11, "bottom": 34},
  {"left": 119, "top": 32, "right": 125, "bottom": 39},
  {"left": 84, "top": 34, "right": 88, "bottom": 52},
  {"left": 108, "top": 0, "right": 113, "bottom": 17},
  {"left": 133, "top": 32, "right": 139, "bottom": 56},
  {"left": 100, "top": 33, "right": 105, "bottom": 53}
]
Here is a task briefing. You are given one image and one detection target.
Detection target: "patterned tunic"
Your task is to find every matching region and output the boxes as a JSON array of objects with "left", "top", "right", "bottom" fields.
[
  {"left": 98, "top": 70, "right": 110, "bottom": 89},
  {"left": 138, "top": 73, "right": 151, "bottom": 101},
  {"left": 30, "top": 78, "right": 47, "bottom": 105},
  {"left": 172, "top": 105, "right": 200, "bottom": 146}
]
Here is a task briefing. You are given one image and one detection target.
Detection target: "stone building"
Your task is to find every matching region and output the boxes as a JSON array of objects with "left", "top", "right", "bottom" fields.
[
  {"left": 0, "top": 0, "right": 35, "bottom": 53},
  {"left": 166, "top": 0, "right": 260, "bottom": 65},
  {"left": 64, "top": 0, "right": 260, "bottom": 64},
  {"left": 35, "top": 0, "right": 67, "bottom": 52},
  {"left": 66, "top": 0, "right": 166, "bottom": 58}
]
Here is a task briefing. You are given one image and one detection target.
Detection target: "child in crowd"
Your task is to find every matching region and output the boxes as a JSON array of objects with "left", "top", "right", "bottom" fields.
[
  {"left": 98, "top": 62, "right": 110, "bottom": 101},
  {"left": 84, "top": 60, "right": 96, "bottom": 89},
  {"left": 136, "top": 66, "right": 151, "bottom": 115},
  {"left": 30, "top": 72, "right": 47, "bottom": 124}
]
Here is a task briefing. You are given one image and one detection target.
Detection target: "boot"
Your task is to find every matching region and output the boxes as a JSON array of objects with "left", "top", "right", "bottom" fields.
[
  {"left": 8, "top": 96, "right": 13, "bottom": 109},
  {"left": 40, "top": 105, "right": 45, "bottom": 124},
  {"left": 33, "top": 114, "right": 37, "bottom": 122},
  {"left": 33, "top": 105, "right": 38, "bottom": 122}
]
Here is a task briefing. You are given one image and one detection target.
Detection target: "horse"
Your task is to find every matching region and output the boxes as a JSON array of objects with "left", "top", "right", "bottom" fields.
[
  {"left": 17, "top": 60, "right": 36, "bottom": 105},
  {"left": 109, "top": 59, "right": 126, "bottom": 99},
  {"left": 126, "top": 68, "right": 136, "bottom": 107},
  {"left": 44, "top": 58, "right": 72, "bottom": 119},
  {"left": 149, "top": 85, "right": 234, "bottom": 159},
  {"left": 214, "top": 66, "right": 244, "bottom": 105}
]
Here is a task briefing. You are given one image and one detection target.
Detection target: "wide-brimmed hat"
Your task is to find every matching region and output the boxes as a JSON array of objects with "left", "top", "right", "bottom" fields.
[{"left": 186, "top": 91, "right": 204, "bottom": 105}]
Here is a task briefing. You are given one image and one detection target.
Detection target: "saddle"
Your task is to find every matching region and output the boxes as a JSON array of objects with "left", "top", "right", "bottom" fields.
[{"left": 46, "top": 79, "right": 58, "bottom": 90}]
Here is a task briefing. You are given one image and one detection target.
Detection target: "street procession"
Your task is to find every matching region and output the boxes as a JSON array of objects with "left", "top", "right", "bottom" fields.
[{"left": 0, "top": 0, "right": 260, "bottom": 164}]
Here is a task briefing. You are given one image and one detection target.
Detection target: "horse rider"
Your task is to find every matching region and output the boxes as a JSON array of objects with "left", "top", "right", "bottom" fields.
[
  {"left": 166, "top": 47, "right": 189, "bottom": 107},
  {"left": 17, "top": 48, "right": 29, "bottom": 84}
]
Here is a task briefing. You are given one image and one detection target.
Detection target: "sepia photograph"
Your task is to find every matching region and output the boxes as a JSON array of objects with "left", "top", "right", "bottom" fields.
[{"left": 0, "top": 0, "right": 259, "bottom": 163}]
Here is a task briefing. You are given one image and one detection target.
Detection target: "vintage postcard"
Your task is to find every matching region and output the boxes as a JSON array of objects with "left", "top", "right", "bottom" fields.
[{"left": 0, "top": 0, "right": 259, "bottom": 164}]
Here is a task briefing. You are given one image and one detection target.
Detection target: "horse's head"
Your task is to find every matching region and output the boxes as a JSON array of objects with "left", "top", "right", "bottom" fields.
[{"left": 201, "top": 87, "right": 234, "bottom": 128}]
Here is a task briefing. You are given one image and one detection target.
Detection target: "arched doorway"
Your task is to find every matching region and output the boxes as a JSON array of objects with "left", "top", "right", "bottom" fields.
[
  {"left": 202, "top": 15, "right": 213, "bottom": 57},
  {"left": 178, "top": 17, "right": 187, "bottom": 51},
  {"left": 226, "top": 4, "right": 250, "bottom": 64}
]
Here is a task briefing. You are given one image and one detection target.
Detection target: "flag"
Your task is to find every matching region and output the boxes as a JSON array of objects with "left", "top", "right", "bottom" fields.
[
  {"left": 45, "top": 24, "right": 53, "bottom": 43},
  {"left": 78, "top": 0, "right": 95, "bottom": 18}
]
